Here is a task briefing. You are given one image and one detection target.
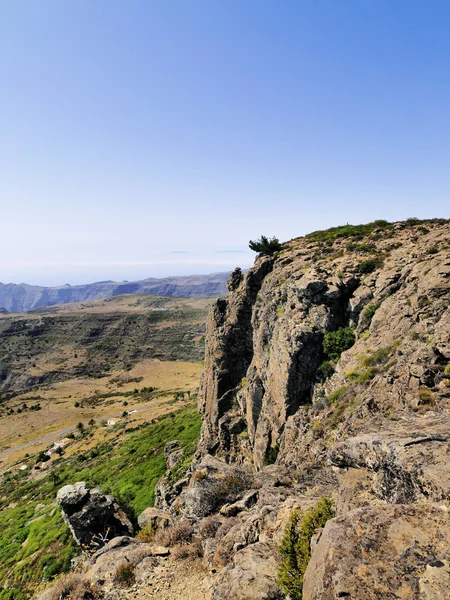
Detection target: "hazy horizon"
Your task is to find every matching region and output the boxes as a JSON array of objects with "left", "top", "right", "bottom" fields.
[{"left": 0, "top": 246, "right": 253, "bottom": 287}]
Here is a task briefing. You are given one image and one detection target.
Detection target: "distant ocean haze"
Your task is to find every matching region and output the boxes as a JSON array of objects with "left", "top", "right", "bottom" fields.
[{"left": 0, "top": 248, "right": 253, "bottom": 287}]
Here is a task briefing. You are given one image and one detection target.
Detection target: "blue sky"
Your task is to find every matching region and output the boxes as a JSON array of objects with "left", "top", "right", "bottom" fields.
[{"left": 1, "top": 1, "right": 449, "bottom": 286}]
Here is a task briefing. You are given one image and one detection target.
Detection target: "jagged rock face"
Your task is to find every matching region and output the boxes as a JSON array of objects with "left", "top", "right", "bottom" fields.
[
  {"left": 57, "top": 482, "right": 133, "bottom": 548},
  {"left": 199, "top": 220, "right": 450, "bottom": 472},
  {"left": 194, "top": 219, "right": 450, "bottom": 598}
]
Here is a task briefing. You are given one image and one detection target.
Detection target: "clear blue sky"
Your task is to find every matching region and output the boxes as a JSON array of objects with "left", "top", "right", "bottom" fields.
[{"left": 1, "top": 1, "right": 449, "bottom": 285}]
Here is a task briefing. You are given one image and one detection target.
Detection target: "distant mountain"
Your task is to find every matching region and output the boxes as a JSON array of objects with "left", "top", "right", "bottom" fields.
[{"left": 0, "top": 272, "right": 229, "bottom": 312}]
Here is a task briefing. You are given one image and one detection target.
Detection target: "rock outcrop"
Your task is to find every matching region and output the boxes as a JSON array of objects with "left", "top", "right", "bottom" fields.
[
  {"left": 57, "top": 482, "right": 133, "bottom": 547},
  {"left": 189, "top": 219, "right": 450, "bottom": 598}
]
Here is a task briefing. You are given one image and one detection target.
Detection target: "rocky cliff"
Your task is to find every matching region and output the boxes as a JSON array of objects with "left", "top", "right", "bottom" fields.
[{"left": 187, "top": 218, "right": 450, "bottom": 599}]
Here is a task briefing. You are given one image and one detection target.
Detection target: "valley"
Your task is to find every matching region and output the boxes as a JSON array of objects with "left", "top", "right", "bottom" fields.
[{"left": 0, "top": 294, "right": 210, "bottom": 469}]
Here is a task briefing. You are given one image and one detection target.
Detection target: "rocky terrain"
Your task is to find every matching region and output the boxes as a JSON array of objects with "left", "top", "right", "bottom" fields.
[
  {"left": 32, "top": 218, "right": 450, "bottom": 600},
  {"left": 0, "top": 272, "right": 228, "bottom": 313}
]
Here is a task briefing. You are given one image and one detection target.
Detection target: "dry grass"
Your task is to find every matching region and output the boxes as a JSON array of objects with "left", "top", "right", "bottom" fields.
[
  {"left": 172, "top": 538, "right": 203, "bottom": 560},
  {"left": 39, "top": 573, "right": 102, "bottom": 600},
  {"left": 0, "top": 359, "right": 202, "bottom": 470},
  {"left": 155, "top": 520, "right": 194, "bottom": 547},
  {"left": 135, "top": 523, "right": 155, "bottom": 543}
]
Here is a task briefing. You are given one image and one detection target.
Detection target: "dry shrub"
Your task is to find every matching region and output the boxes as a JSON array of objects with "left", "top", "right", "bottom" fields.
[
  {"left": 171, "top": 538, "right": 203, "bottom": 560},
  {"left": 40, "top": 573, "right": 101, "bottom": 600},
  {"left": 114, "top": 562, "right": 135, "bottom": 587},
  {"left": 212, "top": 472, "right": 252, "bottom": 506},
  {"left": 215, "top": 517, "right": 237, "bottom": 540},
  {"left": 155, "top": 520, "right": 193, "bottom": 546},
  {"left": 199, "top": 515, "right": 222, "bottom": 539},
  {"left": 135, "top": 523, "right": 154, "bottom": 543}
]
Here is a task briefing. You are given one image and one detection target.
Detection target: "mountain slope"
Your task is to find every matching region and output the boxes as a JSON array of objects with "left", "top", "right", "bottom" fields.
[{"left": 0, "top": 272, "right": 229, "bottom": 312}]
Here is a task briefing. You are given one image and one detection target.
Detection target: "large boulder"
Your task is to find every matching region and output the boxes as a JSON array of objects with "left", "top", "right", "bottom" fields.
[
  {"left": 57, "top": 482, "right": 133, "bottom": 547},
  {"left": 137, "top": 506, "right": 171, "bottom": 530},
  {"left": 303, "top": 503, "right": 450, "bottom": 600}
]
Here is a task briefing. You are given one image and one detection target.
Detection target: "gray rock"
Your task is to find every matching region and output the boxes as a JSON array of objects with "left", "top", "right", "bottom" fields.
[
  {"left": 57, "top": 482, "right": 133, "bottom": 547},
  {"left": 137, "top": 506, "right": 171, "bottom": 530}
]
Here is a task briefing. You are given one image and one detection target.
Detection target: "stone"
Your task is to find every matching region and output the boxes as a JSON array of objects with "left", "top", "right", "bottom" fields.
[
  {"left": 137, "top": 507, "right": 171, "bottom": 531},
  {"left": 57, "top": 482, "right": 133, "bottom": 547},
  {"left": 303, "top": 504, "right": 450, "bottom": 600}
]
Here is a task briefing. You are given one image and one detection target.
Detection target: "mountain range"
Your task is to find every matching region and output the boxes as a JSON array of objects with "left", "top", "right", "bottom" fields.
[{"left": 0, "top": 272, "right": 229, "bottom": 312}]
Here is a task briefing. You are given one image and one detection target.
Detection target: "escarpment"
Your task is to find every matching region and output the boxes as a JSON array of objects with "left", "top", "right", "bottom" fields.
[{"left": 188, "top": 219, "right": 450, "bottom": 599}]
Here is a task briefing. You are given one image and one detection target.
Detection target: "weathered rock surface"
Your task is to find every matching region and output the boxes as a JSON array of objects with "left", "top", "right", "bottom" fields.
[
  {"left": 138, "top": 506, "right": 172, "bottom": 530},
  {"left": 303, "top": 503, "right": 450, "bottom": 600},
  {"left": 193, "top": 219, "right": 450, "bottom": 599},
  {"left": 57, "top": 482, "right": 133, "bottom": 547}
]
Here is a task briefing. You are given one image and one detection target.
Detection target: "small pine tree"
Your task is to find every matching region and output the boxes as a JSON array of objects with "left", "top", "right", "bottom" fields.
[
  {"left": 278, "top": 497, "right": 334, "bottom": 600},
  {"left": 249, "top": 235, "right": 282, "bottom": 256}
]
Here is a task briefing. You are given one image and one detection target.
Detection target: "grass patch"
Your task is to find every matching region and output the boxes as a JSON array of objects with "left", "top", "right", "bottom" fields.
[
  {"left": 0, "top": 406, "right": 201, "bottom": 598},
  {"left": 305, "top": 220, "right": 392, "bottom": 243},
  {"left": 360, "top": 341, "right": 401, "bottom": 367}
]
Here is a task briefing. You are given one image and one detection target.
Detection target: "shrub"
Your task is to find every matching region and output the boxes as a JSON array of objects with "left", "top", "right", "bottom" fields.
[
  {"left": 444, "top": 365, "right": 450, "bottom": 376},
  {"left": 418, "top": 388, "right": 435, "bottom": 407},
  {"left": 326, "top": 385, "right": 347, "bottom": 404},
  {"left": 114, "top": 562, "right": 135, "bottom": 587},
  {"left": 323, "top": 327, "right": 355, "bottom": 362},
  {"left": 171, "top": 538, "right": 203, "bottom": 560},
  {"left": 249, "top": 236, "right": 282, "bottom": 256},
  {"left": 361, "top": 342, "right": 401, "bottom": 367},
  {"left": 155, "top": 520, "right": 193, "bottom": 546},
  {"left": 199, "top": 515, "right": 222, "bottom": 539},
  {"left": 317, "top": 361, "right": 334, "bottom": 381},
  {"left": 362, "top": 302, "right": 380, "bottom": 325},
  {"left": 40, "top": 574, "right": 100, "bottom": 600},
  {"left": 136, "top": 523, "right": 154, "bottom": 543},
  {"left": 358, "top": 259, "right": 382, "bottom": 274},
  {"left": 278, "top": 497, "right": 334, "bottom": 600}
]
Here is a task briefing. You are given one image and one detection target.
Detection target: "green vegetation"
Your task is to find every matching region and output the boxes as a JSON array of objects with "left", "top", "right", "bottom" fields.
[
  {"left": 317, "top": 360, "right": 334, "bottom": 380},
  {"left": 317, "top": 327, "right": 356, "bottom": 382},
  {"left": 0, "top": 406, "right": 201, "bottom": 599},
  {"left": 361, "top": 341, "right": 401, "bottom": 367},
  {"left": 362, "top": 302, "right": 380, "bottom": 327},
  {"left": 278, "top": 497, "right": 334, "bottom": 600},
  {"left": 305, "top": 220, "right": 391, "bottom": 243},
  {"left": 323, "top": 327, "right": 355, "bottom": 361},
  {"left": 358, "top": 258, "right": 383, "bottom": 274},
  {"left": 249, "top": 235, "right": 283, "bottom": 256},
  {"left": 326, "top": 385, "right": 347, "bottom": 404}
]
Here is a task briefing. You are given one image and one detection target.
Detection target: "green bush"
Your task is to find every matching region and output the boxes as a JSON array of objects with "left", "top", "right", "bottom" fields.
[
  {"left": 278, "top": 497, "right": 334, "bottom": 599},
  {"left": 317, "top": 361, "right": 334, "bottom": 381},
  {"left": 358, "top": 259, "right": 382, "bottom": 274},
  {"left": 249, "top": 235, "right": 282, "bottom": 256},
  {"left": 323, "top": 328, "right": 355, "bottom": 362}
]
